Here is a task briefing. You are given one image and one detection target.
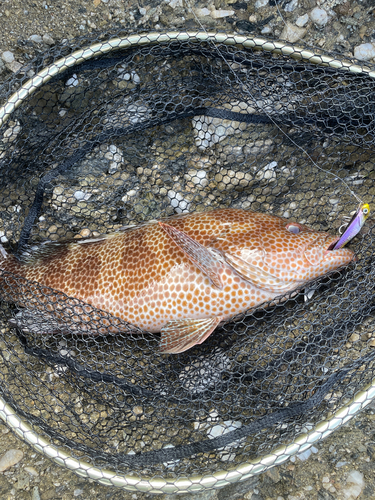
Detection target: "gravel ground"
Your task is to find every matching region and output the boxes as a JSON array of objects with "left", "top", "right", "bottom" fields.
[{"left": 1, "top": 0, "right": 375, "bottom": 499}]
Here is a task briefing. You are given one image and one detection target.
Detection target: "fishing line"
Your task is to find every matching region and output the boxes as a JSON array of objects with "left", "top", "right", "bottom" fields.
[{"left": 186, "top": 1, "right": 364, "bottom": 206}]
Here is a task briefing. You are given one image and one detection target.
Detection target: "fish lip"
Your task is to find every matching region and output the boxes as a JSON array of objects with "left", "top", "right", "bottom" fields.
[{"left": 326, "top": 236, "right": 340, "bottom": 251}]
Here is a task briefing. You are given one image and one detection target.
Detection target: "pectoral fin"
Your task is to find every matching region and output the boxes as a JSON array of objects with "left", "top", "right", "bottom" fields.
[
  {"left": 224, "top": 252, "right": 297, "bottom": 292},
  {"left": 160, "top": 316, "right": 222, "bottom": 354},
  {"left": 159, "top": 222, "right": 223, "bottom": 289}
]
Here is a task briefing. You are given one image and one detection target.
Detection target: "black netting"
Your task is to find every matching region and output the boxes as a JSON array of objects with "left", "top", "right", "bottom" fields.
[{"left": 0, "top": 31, "right": 375, "bottom": 484}]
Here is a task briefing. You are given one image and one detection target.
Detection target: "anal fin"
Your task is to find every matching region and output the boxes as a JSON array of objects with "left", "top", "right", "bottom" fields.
[{"left": 160, "top": 316, "right": 222, "bottom": 354}]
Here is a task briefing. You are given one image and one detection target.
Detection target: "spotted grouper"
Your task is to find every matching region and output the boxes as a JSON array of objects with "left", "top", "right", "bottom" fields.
[{"left": 0, "top": 209, "right": 354, "bottom": 353}]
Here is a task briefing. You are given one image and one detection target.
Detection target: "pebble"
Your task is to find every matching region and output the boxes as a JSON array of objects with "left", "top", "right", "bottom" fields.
[
  {"left": 354, "top": 42, "right": 375, "bottom": 61},
  {"left": 0, "top": 230, "right": 8, "bottom": 243},
  {"left": 296, "top": 14, "right": 309, "bottom": 27},
  {"left": 131, "top": 70, "right": 140, "bottom": 84},
  {"left": 280, "top": 23, "right": 307, "bottom": 43},
  {"left": 310, "top": 7, "right": 329, "bottom": 27},
  {"left": 73, "top": 190, "right": 91, "bottom": 201},
  {"left": 74, "top": 489, "right": 84, "bottom": 496},
  {"left": 66, "top": 74, "right": 79, "bottom": 87},
  {"left": 342, "top": 470, "right": 365, "bottom": 499},
  {"left": 32, "top": 487, "right": 41, "bottom": 500},
  {"left": 297, "top": 445, "right": 318, "bottom": 461},
  {"left": 195, "top": 7, "right": 211, "bottom": 17},
  {"left": 29, "top": 34, "right": 43, "bottom": 43},
  {"left": 0, "top": 449, "right": 24, "bottom": 472},
  {"left": 121, "top": 188, "right": 139, "bottom": 203},
  {"left": 166, "top": 0, "right": 183, "bottom": 8},
  {"left": 257, "top": 161, "right": 277, "bottom": 181},
  {"left": 284, "top": 0, "right": 299, "bottom": 13},
  {"left": 261, "top": 26, "right": 273, "bottom": 34},
  {"left": 210, "top": 9, "right": 235, "bottom": 19},
  {"left": 167, "top": 190, "right": 190, "bottom": 213},
  {"left": 336, "top": 461, "right": 348, "bottom": 468},
  {"left": 6, "top": 61, "right": 23, "bottom": 73},
  {"left": 1, "top": 50, "right": 14, "bottom": 63},
  {"left": 255, "top": 0, "right": 268, "bottom": 8},
  {"left": 24, "top": 466, "right": 39, "bottom": 476},
  {"left": 43, "top": 34, "right": 54, "bottom": 45},
  {"left": 185, "top": 169, "right": 209, "bottom": 188}
]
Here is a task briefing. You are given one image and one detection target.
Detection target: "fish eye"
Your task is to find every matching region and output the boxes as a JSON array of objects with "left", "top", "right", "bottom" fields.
[
  {"left": 363, "top": 207, "right": 369, "bottom": 215},
  {"left": 286, "top": 224, "right": 300, "bottom": 234}
]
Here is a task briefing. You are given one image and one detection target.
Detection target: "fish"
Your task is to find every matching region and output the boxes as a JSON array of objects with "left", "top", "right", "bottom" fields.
[
  {"left": 0, "top": 208, "right": 354, "bottom": 354},
  {"left": 333, "top": 203, "right": 370, "bottom": 250}
]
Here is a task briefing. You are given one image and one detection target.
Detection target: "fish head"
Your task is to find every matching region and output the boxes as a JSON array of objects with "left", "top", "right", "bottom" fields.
[
  {"left": 260, "top": 220, "right": 355, "bottom": 284},
  {"left": 217, "top": 216, "right": 355, "bottom": 293}
]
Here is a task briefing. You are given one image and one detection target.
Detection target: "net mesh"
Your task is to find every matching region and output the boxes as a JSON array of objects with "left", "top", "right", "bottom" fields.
[{"left": 0, "top": 31, "right": 375, "bottom": 488}]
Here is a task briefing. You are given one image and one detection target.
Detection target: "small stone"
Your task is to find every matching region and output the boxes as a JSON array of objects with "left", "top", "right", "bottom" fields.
[
  {"left": 296, "top": 14, "right": 309, "bottom": 27},
  {"left": 195, "top": 7, "right": 211, "bottom": 17},
  {"left": 166, "top": 0, "right": 183, "bottom": 8},
  {"left": 66, "top": 74, "right": 79, "bottom": 87},
  {"left": 122, "top": 188, "right": 138, "bottom": 203},
  {"left": 349, "top": 333, "right": 360, "bottom": 342},
  {"left": 131, "top": 71, "right": 140, "bottom": 84},
  {"left": 32, "top": 487, "right": 41, "bottom": 500},
  {"left": 280, "top": 23, "right": 307, "bottom": 43},
  {"left": 0, "top": 449, "right": 24, "bottom": 472},
  {"left": 43, "top": 34, "right": 55, "bottom": 45},
  {"left": 255, "top": 0, "right": 268, "bottom": 8},
  {"left": 336, "top": 461, "right": 348, "bottom": 468},
  {"left": 15, "top": 473, "right": 30, "bottom": 490},
  {"left": 29, "top": 34, "right": 43, "bottom": 43},
  {"left": 354, "top": 43, "right": 375, "bottom": 62},
  {"left": 342, "top": 470, "right": 365, "bottom": 499},
  {"left": 210, "top": 9, "right": 235, "bottom": 19},
  {"left": 322, "top": 476, "right": 330, "bottom": 483},
  {"left": 1, "top": 51, "right": 14, "bottom": 63},
  {"left": 261, "top": 26, "right": 272, "bottom": 34},
  {"left": 310, "top": 7, "right": 328, "bottom": 27},
  {"left": 24, "top": 466, "right": 39, "bottom": 476},
  {"left": 132, "top": 406, "right": 143, "bottom": 415},
  {"left": 168, "top": 190, "right": 190, "bottom": 213},
  {"left": 6, "top": 61, "right": 22, "bottom": 73},
  {"left": 73, "top": 190, "right": 91, "bottom": 201},
  {"left": 185, "top": 169, "right": 208, "bottom": 188},
  {"left": 76, "top": 228, "right": 91, "bottom": 238},
  {"left": 266, "top": 467, "right": 280, "bottom": 482},
  {"left": 74, "top": 489, "right": 84, "bottom": 497},
  {"left": 284, "top": 0, "right": 298, "bottom": 12}
]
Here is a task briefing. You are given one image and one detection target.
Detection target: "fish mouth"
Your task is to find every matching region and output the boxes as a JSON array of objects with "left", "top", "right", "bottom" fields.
[{"left": 326, "top": 236, "right": 340, "bottom": 251}]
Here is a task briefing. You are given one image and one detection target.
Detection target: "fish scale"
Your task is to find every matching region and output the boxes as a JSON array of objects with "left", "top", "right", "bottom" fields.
[{"left": 0, "top": 209, "right": 354, "bottom": 353}]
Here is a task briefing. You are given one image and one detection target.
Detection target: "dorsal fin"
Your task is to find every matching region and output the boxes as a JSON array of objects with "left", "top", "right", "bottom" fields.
[
  {"left": 18, "top": 241, "right": 70, "bottom": 266},
  {"left": 18, "top": 234, "right": 110, "bottom": 266}
]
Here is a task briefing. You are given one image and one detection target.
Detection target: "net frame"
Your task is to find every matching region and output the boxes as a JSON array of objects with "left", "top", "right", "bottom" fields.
[{"left": 0, "top": 30, "right": 374, "bottom": 494}]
